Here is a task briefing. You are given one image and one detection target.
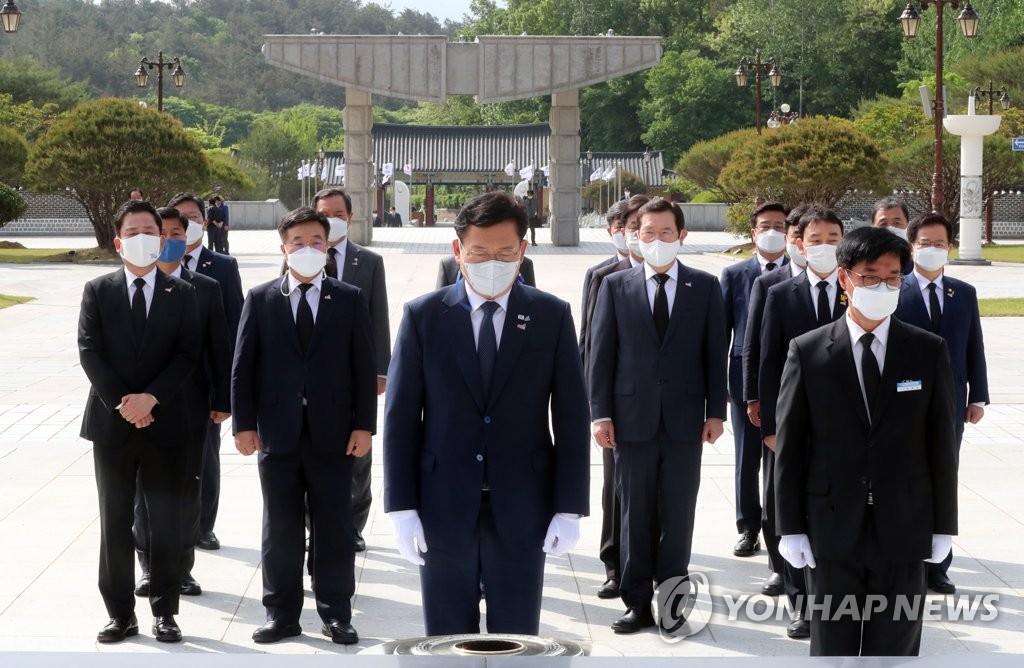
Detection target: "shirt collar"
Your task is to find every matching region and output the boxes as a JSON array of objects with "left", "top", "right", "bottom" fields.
[
  {"left": 465, "top": 283, "right": 512, "bottom": 314},
  {"left": 330, "top": 238, "right": 348, "bottom": 255},
  {"left": 644, "top": 260, "right": 679, "bottom": 283},
  {"left": 124, "top": 265, "right": 158, "bottom": 288},
  {"left": 846, "top": 311, "right": 891, "bottom": 349},
  {"left": 755, "top": 252, "right": 781, "bottom": 271},
  {"left": 629, "top": 255, "right": 642, "bottom": 268},
  {"left": 168, "top": 265, "right": 183, "bottom": 279},
  {"left": 790, "top": 262, "right": 805, "bottom": 278},
  {"left": 806, "top": 267, "right": 839, "bottom": 287},
  {"left": 914, "top": 270, "right": 943, "bottom": 292},
  {"left": 287, "top": 271, "right": 324, "bottom": 294}
]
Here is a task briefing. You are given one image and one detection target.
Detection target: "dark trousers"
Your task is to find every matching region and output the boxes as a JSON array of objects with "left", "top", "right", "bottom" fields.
[
  {"left": 928, "top": 422, "right": 964, "bottom": 581},
  {"left": 200, "top": 420, "right": 221, "bottom": 534},
  {"left": 351, "top": 446, "right": 372, "bottom": 536},
  {"left": 93, "top": 432, "right": 185, "bottom": 618},
  {"left": 206, "top": 226, "right": 220, "bottom": 251},
  {"left": 133, "top": 428, "right": 204, "bottom": 579},
  {"left": 615, "top": 425, "right": 702, "bottom": 609},
  {"left": 598, "top": 446, "right": 621, "bottom": 580},
  {"left": 763, "top": 447, "right": 807, "bottom": 610},
  {"left": 258, "top": 416, "right": 355, "bottom": 624},
  {"left": 807, "top": 509, "right": 926, "bottom": 656},
  {"left": 528, "top": 222, "right": 537, "bottom": 245},
  {"left": 420, "top": 492, "right": 546, "bottom": 635},
  {"left": 730, "top": 389, "right": 763, "bottom": 534},
  {"left": 217, "top": 227, "right": 229, "bottom": 255}
]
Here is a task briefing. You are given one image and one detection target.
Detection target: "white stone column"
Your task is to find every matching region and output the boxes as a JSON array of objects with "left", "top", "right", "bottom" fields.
[
  {"left": 944, "top": 98, "right": 1001, "bottom": 264},
  {"left": 343, "top": 89, "right": 374, "bottom": 246},
  {"left": 548, "top": 90, "right": 581, "bottom": 247}
]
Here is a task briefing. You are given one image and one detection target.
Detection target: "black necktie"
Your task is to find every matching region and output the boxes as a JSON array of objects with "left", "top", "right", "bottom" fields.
[
  {"left": 296, "top": 283, "right": 315, "bottom": 353},
  {"left": 183, "top": 254, "right": 193, "bottom": 272},
  {"left": 478, "top": 301, "right": 500, "bottom": 398},
  {"left": 927, "top": 282, "right": 942, "bottom": 333},
  {"left": 131, "top": 277, "right": 147, "bottom": 339},
  {"left": 766, "top": 262, "right": 777, "bottom": 272},
  {"left": 326, "top": 247, "right": 339, "bottom": 279},
  {"left": 860, "top": 333, "right": 881, "bottom": 421},
  {"left": 653, "top": 273, "right": 670, "bottom": 342},
  {"left": 816, "top": 280, "right": 831, "bottom": 325}
]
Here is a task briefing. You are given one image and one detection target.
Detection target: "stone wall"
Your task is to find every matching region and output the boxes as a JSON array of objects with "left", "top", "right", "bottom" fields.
[{"left": 1, "top": 192, "right": 93, "bottom": 235}]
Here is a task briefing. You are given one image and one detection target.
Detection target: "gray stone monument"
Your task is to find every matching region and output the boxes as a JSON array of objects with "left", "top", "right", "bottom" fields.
[{"left": 262, "top": 34, "right": 662, "bottom": 246}]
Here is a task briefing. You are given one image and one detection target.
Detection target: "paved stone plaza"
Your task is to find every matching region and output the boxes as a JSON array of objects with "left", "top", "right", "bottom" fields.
[{"left": 1, "top": 227, "right": 1022, "bottom": 656}]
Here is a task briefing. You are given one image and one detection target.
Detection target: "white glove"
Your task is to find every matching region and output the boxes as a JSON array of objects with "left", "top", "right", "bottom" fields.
[
  {"left": 542, "top": 513, "right": 581, "bottom": 556},
  {"left": 925, "top": 534, "right": 953, "bottom": 563},
  {"left": 389, "top": 509, "right": 428, "bottom": 566},
  {"left": 779, "top": 533, "right": 816, "bottom": 569}
]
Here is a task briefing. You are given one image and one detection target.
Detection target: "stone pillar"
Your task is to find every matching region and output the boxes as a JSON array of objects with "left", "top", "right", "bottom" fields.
[
  {"left": 343, "top": 89, "right": 374, "bottom": 245},
  {"left": 548, "top": 90, "right": 581, "bottom": 246},
  {"left": 944, "top": 98, "right": 1001, "bottom": 265},
  {"left": 425, "top": 182, "right": 435, "bottom": 226}
]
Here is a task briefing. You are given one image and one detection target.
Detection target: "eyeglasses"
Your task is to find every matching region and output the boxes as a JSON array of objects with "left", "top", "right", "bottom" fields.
[
  {"left": 286, "top": 241, "right": 326, "bottom": 252},
  {"left": 914, "top": 241, "right": 949, "bottom": 250},
  {"left": 754, "top": 223, "right": 785, "bottom": 232},
  {"left": 461, "top": 247, "right": 521, "bottom": 263},
  {"left": 846, "top": 269, "right": 903, "bottom": 290}
]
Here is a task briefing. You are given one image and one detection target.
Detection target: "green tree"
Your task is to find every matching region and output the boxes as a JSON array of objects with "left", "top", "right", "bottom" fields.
[
  {"left": 581, "top": 170, "right": 645, "bottom": 211},
  {"left": 25, "top": 99, "right": 209, "bottom": 251},
  {"left": 0, "top": 183, "right": 28, "bottom": 229},
  {"left": 205, "top": 151, "right": 259, "bottom": 200},
  {"left": 0, "top": 127, "right": 29, "bottom": 185},
  {"left": 675, "top": 127, "right": 761, "bottom": 202},
  {"left": 0, "top": 93, "right": 61, "bottom": 142},
  {"left": 0, "top": 57, "right": 89, "bottom": 109},
  {"left": 237, "top": 117, "right": 311, "bottom": 202}
]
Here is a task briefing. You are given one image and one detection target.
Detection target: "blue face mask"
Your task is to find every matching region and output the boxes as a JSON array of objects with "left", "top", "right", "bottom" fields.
[{"left": 158, "top": 238, "right": 186, "bottom": 264}]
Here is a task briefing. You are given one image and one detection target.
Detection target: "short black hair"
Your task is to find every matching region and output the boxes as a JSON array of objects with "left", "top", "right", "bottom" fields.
[
  {"left": 113, "top": 200, "right": 160, "bottom": 235},
  {"left": 156, "top": 206, "right": 186, "bottom": 232},
  {"left": 637, "top": 197, "right": 685, "bottom": 232},
  {"left": 786, "top": 203, "right": 811, "bottom": 231},
  {"left": 906, "top": 212, "right": 954, "bottom": 245},
  {"left": 168, "top": 192, "right": 206, "bottom": 220},
  {"left": 129, "top": 188, "right": 144, "bottom": 198},
  {"left": 871, "top": 196, "right": 909, "bottom": 223},
  {"left": 605, "top": 200, "right": 625, "bottom": 225},
  {"left": 837, "top": 226, "right": 911, "bottom": 270},
  {"left": 797, "top": 206, "right": 844, "bottom": 239},
  {"left": 621, "top": 194, "right": 651, "bottom": 227},
  {"left": 750, "top": 201, "right": 788, "bottom": 227},
  {"left": 454, "top": 191, "right": 528, "bottom": 241},
  {"left": 208, "top": 196, "right": 217, "bottom": 205},
  {"left": 313, "top": 188, "right": 352, "bottom": 214},
  {"left": 277, "top": 206, "right": 330, "bottom": 240}
]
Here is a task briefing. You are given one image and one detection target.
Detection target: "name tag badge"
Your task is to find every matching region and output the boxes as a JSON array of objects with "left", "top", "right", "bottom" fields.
[{"left": 897, "top": 380, "right": 923, "bottom": 393}]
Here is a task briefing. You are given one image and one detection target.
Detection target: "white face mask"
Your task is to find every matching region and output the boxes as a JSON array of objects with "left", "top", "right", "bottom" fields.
[
  {"left": 611, "top": 231, "right": 629, "bottom": 254},
  {"left": 639, "top": 239, "right": 680, "bottom": 268},
  {"left": 118, "top": 234, "right": 161, "bottom": 268},
  {"left": 804, "top": 243, "right": 838, "bottom": 275},
  {"left": 915, "top": 247, "right": 948, "bottom": 272},
  {"left": 886, "top": 226, "right": 908, "bottom": 240},
  {"left": 185, "top": 221, "right": 205, "bottom": 246},
  {"left": 287, "top": 246, "right": 328, "bottom": 278},
  {"left": 756, "top": 229, "right": 786, "bottom": 254},
  {"left": 786, "top": 242, "right": 807, "bottom": 267},
  {"left": 850, "top": 282, "right": 900, "bottom": 321},
  {"left": 625, "top": 231, "right": 641, "bottom": 256},
  {"left": 327, "top": 216, "right": 349, "bottom": 243},
  {"left": 461, "top": 259, "right": 520, "bottom": 299}
]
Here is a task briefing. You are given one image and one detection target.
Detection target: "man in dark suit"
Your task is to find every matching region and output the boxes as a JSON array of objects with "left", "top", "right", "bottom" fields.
[
  {"left": 775, "top": 226, "right": 958, "bottom": 656},
  {"left": 206, "top": 196, "right": 223, "bottom": 252},
  {"left": 170, "top": 192, "right": 245, "bottom": 551},
  {"left": 896, "top": 212, "right": 988, "bottom": 594},
  {"left": 232, "top": 207, "right": 377, "bottom": 645},
  {"left": 133, "top": 207, "right": 231, "bottom": 599},
  {"left": 589, "top": 197, "right": 727, "bottom": 634},
  {"left": 759, "top": 207, "right": 848, "bottom": 639},
  {"left": 313, "top": 188, "right": 391, "bottom": 552},
  {"left": 436, "top": 254, "right": 536, "bottom": 289},
  {"left": 524, "top": 189, "right": 540, "bottom": 246},
  {"left": 384, "top": 191, "right": 590, "bottom": 635},
  {"left": 386, "top": 206, "right": 403, "bottom": 227},
  {"left": 721, "top": 202, "right": 789, "bottom": 561},
  {"left": 79, "top": 200, "right": 201, "bottom": 643},
  {"left": 579, "top": 201, "right": 627, "bottom": 329}
]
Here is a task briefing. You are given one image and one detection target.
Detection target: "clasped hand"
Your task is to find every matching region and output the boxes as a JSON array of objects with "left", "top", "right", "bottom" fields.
[{"left": 119, "top": 393, "right": 156, "bottom": 429}]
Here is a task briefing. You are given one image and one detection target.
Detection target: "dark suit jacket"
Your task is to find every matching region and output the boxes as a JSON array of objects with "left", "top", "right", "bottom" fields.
[
  {"left": 177, "top": 268, "right": 231, "bottom": 417},
  {"left": 194, "top": 246, "right": 244, "bottom": 348},
  {"left": 895, "top": 273, "right": 989, "bottom": 423},
  {"left": 741, "top": 263, "right": 797, "bottom": 402},
  {"left": 231, "top": 276, "right": 377, "bottom": 454},
  {"left": 775, "top": 317, "right": 958, "bottom": 561},
  {"left": 79, "top": 269, "right": 200, "bottom": 448},
  {"left": 759, "top": 272, "right": 847, "bottom": 436},
  {"left": 383, "top": 281, "right": 590, "bottom": 551},
  {"left": 435, "top": 254, "right": 536, "bottom": 289},
  {"left": 588, "top": 262, "right": 728, "bottom": 443},
  {"left": 581, "top": 255, "right": 619, "bottom": 322},
  {"left": 579, "top": 257, "right": 631, "bottom": 371},
  {"left": 721, "top": 256, "right": 788, "bottom": 403},
  {"left": 337, "top": 241, "right": 392, "bottom": 377}
]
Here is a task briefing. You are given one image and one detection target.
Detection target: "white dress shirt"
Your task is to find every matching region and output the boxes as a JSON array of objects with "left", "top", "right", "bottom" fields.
[
  {"left": 124, "top": 266, "right": 157, "bottom": 315},
  {"left": 756, "top": 252, "right": 783, "bottom": 272},
  {"left": 644, "top": 261, "right": 679, "bottom": 317},
  {"left": 806, "top": 267, "right": 840, "bottom": 315},
  {"left": 182, "top": 246, "right": 202, "bottom": 274},
  {"left": 790, "top": 262, "right": 805, "bottom": 278},
  {"left": 915, "top": 270, "right": 944, "bottom": 318},
  {"left": 846, "top": 314, "right": 890, "bottom": 415},
  {"left": 286, "top": 272, "right": 323, "bottom": 322},
  {"left": 466, "top": 286, "right": 511, "bottom": 350}
]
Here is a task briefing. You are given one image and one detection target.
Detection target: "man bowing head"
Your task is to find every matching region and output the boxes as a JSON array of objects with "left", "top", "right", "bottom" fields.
[{"left": 384, "top": 191, "right": 590, "bottom": 635}]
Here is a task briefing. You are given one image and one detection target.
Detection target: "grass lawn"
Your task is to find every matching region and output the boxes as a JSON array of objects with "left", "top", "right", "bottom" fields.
[
  {"left": 978, "top": 298, "right": 1024, "bottom": 317},
  {"left": 951, "top": 244, "right": 1024, "bottom": 263},
  {"left": 0, "top": 247, "right": 118, "bottom": 263},
  {"left": 0, "top": 294, "right": 34, "bottom": 310}
]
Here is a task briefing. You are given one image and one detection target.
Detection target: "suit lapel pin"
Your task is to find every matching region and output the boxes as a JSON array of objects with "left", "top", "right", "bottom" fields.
[
  {"left": 324, "top": 293, "right": 332, "bottom": 300},
  {"left": 164, "top": 287, "right": 173, "bottom": 292},
  {"left": 684, "top": 282, "right": 692, "bottom": 288},
  {"left": 839, "top": 292, "right": 848, "bottom": 305},
  {"left": 352, "top": 257, "right": 359, "bottom": 266},
  {"left": 517, "top": 323, "right": 527, "bottom": 331},
  {"left": 202, "top": 261, "right": 212, "bottom": 268},
  {"left": 517, "top": 314, "right": 530, "bottom": 322},
  {"left": 947, "top": 288, "right": 955, "bottom": 298}
]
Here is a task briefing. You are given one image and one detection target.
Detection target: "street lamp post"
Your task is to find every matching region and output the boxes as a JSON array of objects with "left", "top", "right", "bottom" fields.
[
  {"left": 735, "top": 49, "right": 782, "bottom": 135},
  {"left": 972, "top": 81, "right": 1010, "bottom": 115},
  {"left": 642, "top": 148, "right": 652, "bottom": 193},
  {"left": 898, "top": 1, "right": 979, "bottom": 214},
  {"left": 766, "top": 103, "right": 799, "bottom": 129},
  {"left": 134, "top": 51, "right": 186, "bottom": 112},
  {"left": 1, "top": 0, "right": 22, "bottom": 34}
]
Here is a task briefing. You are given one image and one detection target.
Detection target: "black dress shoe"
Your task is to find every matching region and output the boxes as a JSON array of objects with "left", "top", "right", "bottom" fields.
[
  {"left": 597, "top": 578, "right": 620, "bottom": 599},
  {"left": 354, "top": 536, "right": 366, "bottom": 552},
  {"left": 152, "top": 616, "right": 182, "bottom": 643},
  {"left": 197, "top": 531, "right": 220, "bottom": 550},
  {"left": 252, "top": 620, "right": 302, "bottom": 644},
  {"left": 733, "top": 530, "right": 761, "bottom": 557},
  {"left": 134, "top": 576, "right": 150, "bottom": 597},
  {"left": 97, "top": 615, "right": 139, "bottom": 643},
  {"left": 180, "top": 575, "right": 202, "bottom": 596},
  {"left": 761, "top": 572, "right": 785, "bottom": 596},
  {"left": 787, "top": 611, "right": 810, "bottom": 639},
  {"left": 321, "top": 619, "right": 359, "bottom": 645},
  {"left": 929, "top": 572, "right": 956, "bottom": 594},
  {"left": 611, "top": 607, "right": 656, "bottom": 634}
]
